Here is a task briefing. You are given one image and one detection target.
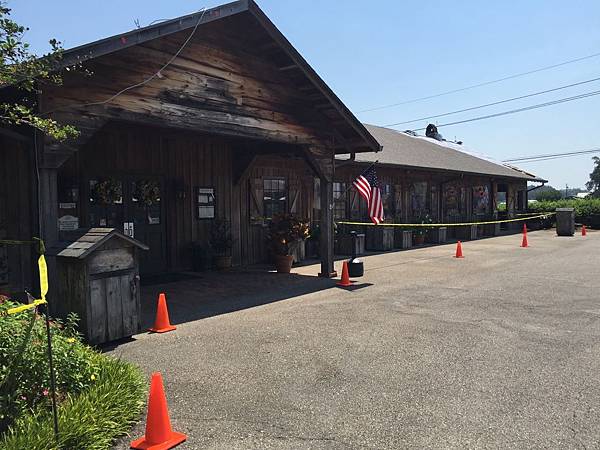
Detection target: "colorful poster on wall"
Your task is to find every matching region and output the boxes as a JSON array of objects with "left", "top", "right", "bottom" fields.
[
  {"left": 410, "top": 182, "right": 428, "bottom": 215},
  {"left": 473, "top": 185, "right": 490, "bottom": 214}
]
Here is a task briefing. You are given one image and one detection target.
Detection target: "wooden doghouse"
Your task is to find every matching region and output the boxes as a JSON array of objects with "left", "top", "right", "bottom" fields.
[{"left": 49, "top": 228, "right": 148, "bottom": 345}]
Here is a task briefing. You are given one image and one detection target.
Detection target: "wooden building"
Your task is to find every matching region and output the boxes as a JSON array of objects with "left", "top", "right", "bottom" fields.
[
  {"left": 0, "top": 0, "right": 382, "bottom": 299},
  {"left": 0, "top": 0, "right": 545, "bottom": 308},
  {"left": 333, "top": 125, "right": 545, "bottom": 238}
]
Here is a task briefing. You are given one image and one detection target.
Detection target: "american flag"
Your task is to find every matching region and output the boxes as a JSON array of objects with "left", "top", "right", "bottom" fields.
[{"left": 352, "top": 166, "right": 384, "bottom": 224}]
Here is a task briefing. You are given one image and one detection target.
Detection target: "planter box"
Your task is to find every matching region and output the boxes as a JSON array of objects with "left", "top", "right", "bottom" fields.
[
  {"left": 335, "top": 233, "right": 365, "bottom": 256},
  {"left": 366, "top": 227, "right": 394, "bottom": 251},
  {"left": 430, "top": 227, "right": 447, "bottom": 244},
  {"left": 291, "top": 240, "right": 306, "bottom": 263},
  {"left": 305, "top": 239, "right": 320, "bottom": 258},
  {"left": 394, "top": 228, "right": 409, "bottom": 248},
  {"left": 492, "top": 223, "right": 501, "bottom": 236},
  {"left": 395, "top": 230, "right": 412, "bottom": 249},
  {"left": 456, "top": 224, "right": 478, "bottom": 240}
]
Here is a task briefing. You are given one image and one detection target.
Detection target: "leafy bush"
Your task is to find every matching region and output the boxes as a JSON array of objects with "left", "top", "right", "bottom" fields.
[
  {"left": 1, "top": 357, "right": 145, "bottom": 450},
  {"left": 0, "top": 305, "right": 101, "bottom": 432},
  {"left": 0, "top": 300, "right": 145, "bottom": 448},
  {"left": 528, "top": 198, "right": 600, "bottom": 217}
]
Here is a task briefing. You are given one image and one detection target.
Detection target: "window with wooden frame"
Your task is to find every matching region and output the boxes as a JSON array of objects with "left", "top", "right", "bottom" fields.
[
  {"left": 393, "top": 184, "right": 403, "bottom": 220},
  {"left": 381, "top": 183, "right": 393, "bottom": 219},
  {"left": 333, "top": 182, "right": 347, "bottom": 220},
  {"left": 196, "top": 187, "right": 215, "bottom": 219},
  {"left": 263, "top": 177, "right": 287, "bottom": 219}
]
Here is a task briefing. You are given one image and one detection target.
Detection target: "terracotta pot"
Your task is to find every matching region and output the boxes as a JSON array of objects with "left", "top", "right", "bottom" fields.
[
  {"left": 414, "top": 234, "right": 425, "bottom": 246},
  {"left": 274, "top": 255, "right": 294, "bottom": 273},
  {"left": 213, "top": 255, "right": 232, "bottom": 271}
]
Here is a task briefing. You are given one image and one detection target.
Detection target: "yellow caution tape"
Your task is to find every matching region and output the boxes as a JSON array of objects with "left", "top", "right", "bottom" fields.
[
  {"left": 0, "top": 239, "right": 49, "bottom": 316},
  {"left": 0, "top": 299, "right": 47, "bottom": 317},
  {"left": 336, "top": 212, "right": 555, "bottom": 228}
]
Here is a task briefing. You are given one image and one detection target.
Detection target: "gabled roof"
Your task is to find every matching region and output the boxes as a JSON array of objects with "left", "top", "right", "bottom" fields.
[
  {"left": 49, "top": 228, "right": 148, "bottom": 259},
  {"left": 55, "top": 0, "right": 380, "bottom": 154},
  {"left": 352, "top": 124, "right": 546, "bottom": 182}
]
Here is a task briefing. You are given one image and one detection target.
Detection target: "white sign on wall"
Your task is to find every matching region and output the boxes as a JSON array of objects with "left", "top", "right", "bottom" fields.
[{"left": 58, "top": 215, "right": 79, "bottom": 231}]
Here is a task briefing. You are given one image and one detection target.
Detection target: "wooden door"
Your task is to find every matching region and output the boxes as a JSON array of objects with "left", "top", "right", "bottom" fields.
[
  {"left": 126, "top": 177, "right": 166, "bottom": 274},
  {"left": 87, "top": 176, "right": 167, "bottom": 274},
  {"left": 89, "top": 271, "right": 140, "bottom": 344}
]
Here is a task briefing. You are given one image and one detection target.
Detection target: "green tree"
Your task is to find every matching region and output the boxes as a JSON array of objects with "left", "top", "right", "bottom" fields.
[
  {"left": 535, "top": 188, "right": 562, "bottom": 202},
  {"left": 0, "top": 4, "right": 78, "bottom": 141},
  {"left": 586, "top": 156, "right": 600, "bottom": 197}
]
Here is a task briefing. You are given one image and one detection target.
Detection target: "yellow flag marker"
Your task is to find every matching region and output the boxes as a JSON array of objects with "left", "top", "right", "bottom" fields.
[{"left": 38, "top": 254, "right": 48, "bottom": 302}]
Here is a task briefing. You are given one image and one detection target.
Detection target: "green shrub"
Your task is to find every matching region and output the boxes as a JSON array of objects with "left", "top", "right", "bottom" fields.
[
  {"left": 1, "top": 357, "right": 145, "bottom": 450},
  {"left": 528, "top": 198, "right": 600, "bottom": 217},
  {"left": 534, "top": 189, "right": 562, "bottom": 202},
  {"left": 0, "top": 300, "right": 146, "bottom": 448},
  {"left": 0, "top": 303, "right": 101, "bottom": 432}
]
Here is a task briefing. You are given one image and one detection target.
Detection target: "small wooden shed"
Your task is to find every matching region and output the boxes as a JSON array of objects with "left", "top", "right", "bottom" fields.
[{"left": 49, "top": 228, "right": 148, "bottom": 345}]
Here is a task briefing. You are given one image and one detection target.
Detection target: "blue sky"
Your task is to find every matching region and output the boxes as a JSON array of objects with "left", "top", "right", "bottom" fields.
[{"left": 9, "top": 0, "right": 600, "bottom": 188}]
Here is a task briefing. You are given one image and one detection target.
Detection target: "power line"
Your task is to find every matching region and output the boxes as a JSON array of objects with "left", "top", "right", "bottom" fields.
[
  {"left": 409, "top": 88, "right": 600, "bottom": 132},
  {"left": 357, "top": 50, "right": 600, "bottom": 113},
  {"left": 385, "top": 75, "right": 600, "bottom": 127},
  {"left": 503, "top": 148, "right": 600, "bottom": 163}
]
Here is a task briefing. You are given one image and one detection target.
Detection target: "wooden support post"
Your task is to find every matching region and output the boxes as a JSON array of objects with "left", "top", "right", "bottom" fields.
[
  {"left": 302, "top": 146, "right": 336, "bottom": 278},
  {"left": 38, "top": 168, "right": 59, "bottom": 246},
  {"left": 318, "top": 174, "right": 336, "bottom": 278}
]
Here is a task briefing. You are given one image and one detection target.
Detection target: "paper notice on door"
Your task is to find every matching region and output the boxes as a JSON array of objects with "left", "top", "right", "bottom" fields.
[{"left": 124, "top": 222, "right": 134, "bottom": 238}]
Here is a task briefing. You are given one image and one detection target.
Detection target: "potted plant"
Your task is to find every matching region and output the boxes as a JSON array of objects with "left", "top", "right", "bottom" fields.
[
  {"left": 267, "top": 214, "right": 310, "bottom": 273},
  {"left": 413, "top": 213, "right": 432, "bottom": 245},
  {"left": 209, "top": 219, "right": 233, "bottom": 270}
]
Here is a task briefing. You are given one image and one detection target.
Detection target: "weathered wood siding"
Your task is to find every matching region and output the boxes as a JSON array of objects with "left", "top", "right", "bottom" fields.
[
  {"left": 335, "top": 164, "right": 528, "bottom": 224},
  {"left": 42, "top": 14, "right": 343, "bottom": 154},
  {"left": 60, "top": 123, "right": 233, "bottom": 271},
  {"left": 239, "top": 156, "right": 314, "bottom": 265},
  {"left": 0, "top": 136, "right": 35, "bottom": 292}
]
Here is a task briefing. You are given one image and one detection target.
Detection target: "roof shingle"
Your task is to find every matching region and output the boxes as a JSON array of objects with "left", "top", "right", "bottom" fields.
[{"left": 354, "top": 124, "right": 545, "bottom": 182}]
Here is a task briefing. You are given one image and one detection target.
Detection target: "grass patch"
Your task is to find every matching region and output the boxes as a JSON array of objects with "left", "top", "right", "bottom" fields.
[{"left": 0, "top": 299, "right": 146, "bottom": 449}]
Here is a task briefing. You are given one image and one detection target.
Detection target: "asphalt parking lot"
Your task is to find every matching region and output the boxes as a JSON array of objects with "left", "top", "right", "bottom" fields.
[{"left": 111, "top": 229, "right": 600, "bottom": 449}]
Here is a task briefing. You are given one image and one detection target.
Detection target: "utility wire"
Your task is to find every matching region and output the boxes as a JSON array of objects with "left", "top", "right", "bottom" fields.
[
  {"left": 409, "top": 88, "right": 600, "bottom": 132},
  {"left": 358, "top": 51, "right": 600, "bottom": 113},
  {"left": 385, "top": 76, "right": 600, "bottom": 127},
  {"left": 503, "top": 148, "right": 600, "bottom": 163}
]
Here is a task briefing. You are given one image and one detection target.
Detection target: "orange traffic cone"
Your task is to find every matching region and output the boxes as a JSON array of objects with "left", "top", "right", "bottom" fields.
[
  {"left": 454, "top": 241, "right": 464, "bottom": 258},
  {"left": 521, "top": 224, "right": 529, "bottom": 248},
  {"left": 582, "top": 225, "right": 587, "bottom": 236},
  {"left": 149, "top": 293, "right": 176, "bottom": 333},
  {"left": 337, "top": 261, "right": 353, "bottom": 287},
  {"left": 131, "top": 372, "right": 186, "bottom": 450}
]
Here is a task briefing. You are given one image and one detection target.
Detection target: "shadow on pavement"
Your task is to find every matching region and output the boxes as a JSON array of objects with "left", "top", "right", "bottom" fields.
[{"left": 138, "top": 269, "right": 338, "bottom": 330}]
